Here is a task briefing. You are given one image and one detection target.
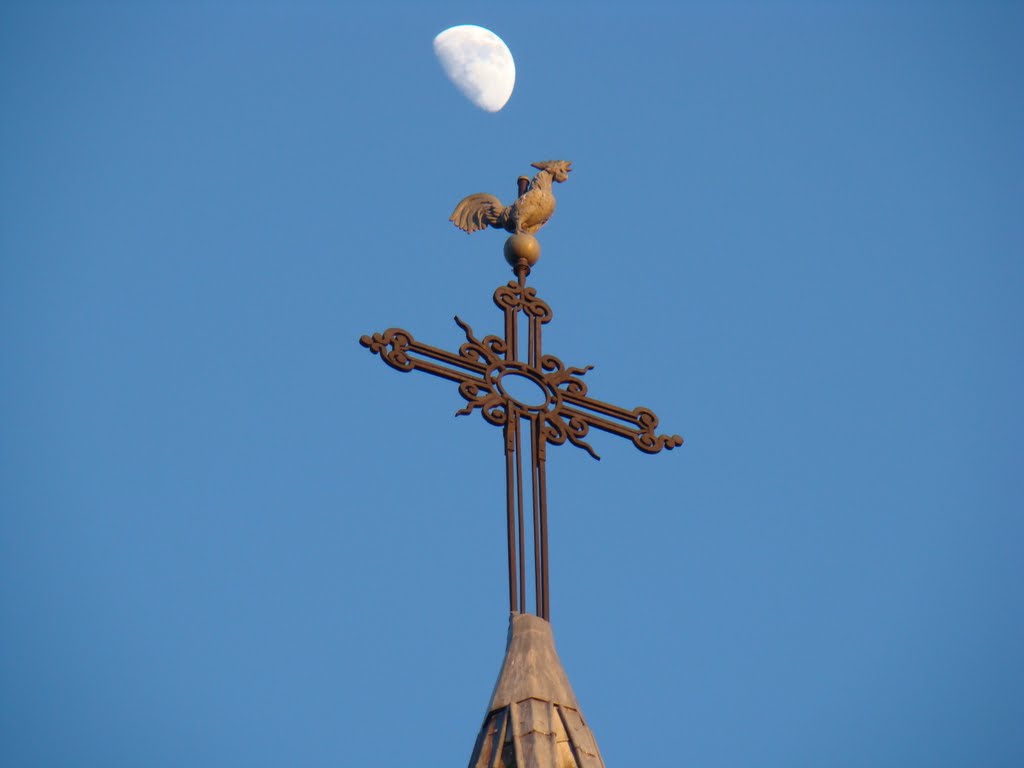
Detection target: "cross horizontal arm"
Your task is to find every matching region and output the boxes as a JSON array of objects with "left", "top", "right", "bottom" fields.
[
  {"left": 560, "top": 398, "right": 683, "bottom": 454},
  {"left": 359, "top": 273, "right": 684, "bottom": 624},
  {"left": 359, "top": 327, "right": 487, "bottom": 384}
]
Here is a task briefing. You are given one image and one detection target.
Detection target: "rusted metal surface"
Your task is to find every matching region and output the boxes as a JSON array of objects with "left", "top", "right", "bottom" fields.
[{"left": 359, "top": 260, "right": 682, "bottom": 621}]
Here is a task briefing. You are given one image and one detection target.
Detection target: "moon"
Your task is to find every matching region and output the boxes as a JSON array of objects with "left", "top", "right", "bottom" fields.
[{"left": 433, "top": 25, "right": 515, "bottom": 113}]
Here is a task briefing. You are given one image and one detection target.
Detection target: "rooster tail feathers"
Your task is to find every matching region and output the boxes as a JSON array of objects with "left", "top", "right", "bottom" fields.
[{"left": 449, "top": 193, "right": 508, "bottom": 234}]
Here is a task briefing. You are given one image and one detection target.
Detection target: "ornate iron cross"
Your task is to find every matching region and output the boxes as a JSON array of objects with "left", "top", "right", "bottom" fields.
[{"left": 360, "top": 257, "right": 682, "bottom": 621}]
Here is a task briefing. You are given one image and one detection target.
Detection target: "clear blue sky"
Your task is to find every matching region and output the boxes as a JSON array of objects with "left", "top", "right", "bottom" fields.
[{"left": 2, "top": 2, "right": 1022, "bottom": 766}]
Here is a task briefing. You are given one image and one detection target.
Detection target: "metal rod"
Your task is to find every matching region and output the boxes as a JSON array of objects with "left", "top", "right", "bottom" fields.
[
  {"left": 505, "top": 302, "right": 516, "bottom": 362},
  {"left": 504, "top": 420, "right": 518, "bottom": 614},
  {"left": 408, "top": 345, "right": 487, "bottom": 375},
  {"left": 537, "top": 439, "right": 550, "bottom": 621},
  {"left": 505, "top": 281, "right": 522, "bottom": 614},
  {"left": 525, "top": 279, "right": 547, "bottom": 618},
  {"left": 531, "top": 311, "right": 541, "bottom": 369},
  {"left": 530, "top": 414, "right": 541, "bottom": 617},
  {"left": 519, "top": 288, "right": 542, "bottom": 617},
  {"left": 514, "top": 407, "right": 526, "bottom": 614},
  {"left": 516, "top": 263, "right": 528, "bottom": 288}
]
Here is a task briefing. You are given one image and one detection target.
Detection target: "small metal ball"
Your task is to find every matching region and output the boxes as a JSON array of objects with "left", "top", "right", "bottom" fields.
[{"left": 504, "top": 234, "right": 541, "bottom": 268}]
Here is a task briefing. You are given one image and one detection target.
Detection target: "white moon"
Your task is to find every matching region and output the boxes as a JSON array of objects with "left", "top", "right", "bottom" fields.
[{"left": 433, "top": 25, "right": 515, "bottom": 113}]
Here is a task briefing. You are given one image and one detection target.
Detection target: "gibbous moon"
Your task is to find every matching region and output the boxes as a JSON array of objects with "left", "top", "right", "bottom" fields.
[{"left": 433, "top": 25, "right": 515, "bottom": 113}]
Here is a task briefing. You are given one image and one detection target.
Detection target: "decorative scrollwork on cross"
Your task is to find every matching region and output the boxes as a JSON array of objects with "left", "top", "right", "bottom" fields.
[{"left": 360, "top": 271, "right": 683, "bottom": 621}]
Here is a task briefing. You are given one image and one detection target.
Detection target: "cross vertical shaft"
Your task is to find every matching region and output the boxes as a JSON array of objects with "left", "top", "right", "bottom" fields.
[
  {"left": 359, "top": 255, "right": 682, "bottom": 621},
  {"left": 499, "top": 265, "right": 553, "bottom": 618}
]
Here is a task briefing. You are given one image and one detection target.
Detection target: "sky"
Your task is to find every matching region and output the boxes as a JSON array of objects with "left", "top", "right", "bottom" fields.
[{"left": 1, "top": 1, "right": 1022, "bottom": 766}]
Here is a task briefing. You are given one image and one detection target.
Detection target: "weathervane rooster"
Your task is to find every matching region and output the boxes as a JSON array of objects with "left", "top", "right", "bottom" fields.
[{"left": 450, "top": 160, "right": 572, "bottom": 236}]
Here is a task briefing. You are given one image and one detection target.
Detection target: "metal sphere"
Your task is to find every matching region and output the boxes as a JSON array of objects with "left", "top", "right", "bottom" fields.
[{"left": 504, "top": 234, "right": 541, "bottom": 268}]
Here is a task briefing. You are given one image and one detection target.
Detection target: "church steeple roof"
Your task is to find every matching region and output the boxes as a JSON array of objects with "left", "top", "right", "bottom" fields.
[{"left": 468, "top": 614, "right": 604, "bottom": 768}]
